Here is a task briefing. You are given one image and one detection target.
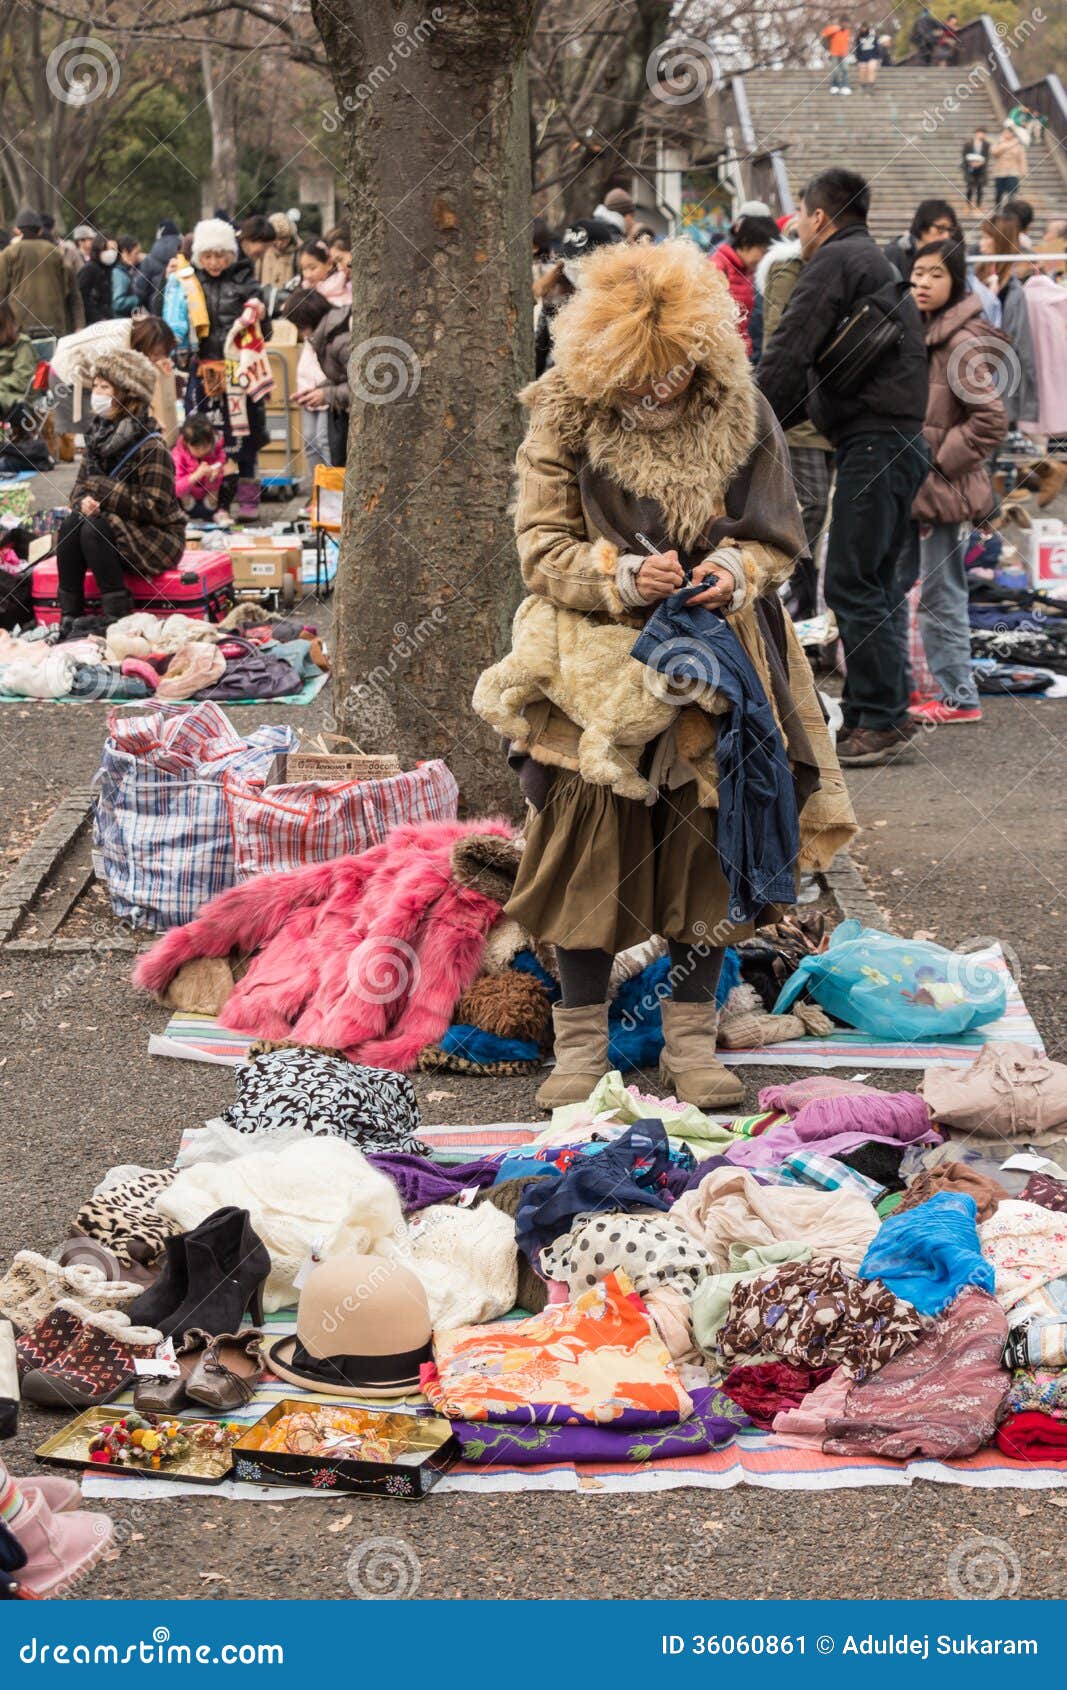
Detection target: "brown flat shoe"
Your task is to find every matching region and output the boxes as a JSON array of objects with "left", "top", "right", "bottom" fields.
[
  {"left": 184, "top": 1330, "right": 265, "bottom": 1411},
  {"left": 132, "top": 1328, "right": 208, "bottom": 1415}
]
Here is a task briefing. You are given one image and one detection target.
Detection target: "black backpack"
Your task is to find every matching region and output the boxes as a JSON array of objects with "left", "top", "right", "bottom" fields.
[{"left": 815, "top": 271, "right": 911, "bottom": 397}]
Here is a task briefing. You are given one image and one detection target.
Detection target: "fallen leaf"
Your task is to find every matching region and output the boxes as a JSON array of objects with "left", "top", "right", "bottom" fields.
[
  {"left": 201, "top": 1522, "right": 218, "bottom": 1530},
  {"left": 1047, "top": 1493, "right": 1067, "bottom": 1508},
  {"left": 328, "top": 1513, "right": 352, "bottom": 1534},
  {"left": 199, "top": 1572, "right": 230, "bottom": 1583},
  {"left": 872, "top": 819, "right": 887, "bottom": 827},
  {"left": 426, "top": 1090, "right": 456, "bottom": 1103},
  {"left": 1016, "top": 1503, "right": 1035, "bottom": 1517}
]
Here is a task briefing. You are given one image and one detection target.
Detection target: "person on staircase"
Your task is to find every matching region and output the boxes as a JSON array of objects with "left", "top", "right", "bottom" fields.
[
  {"left": 184, "top": 218, "right": 271, "bottom": 524},
  {"left": 54, "top": 349, "right": 184, "bottom": 636},
  {"left": 483, "top": 238, "right": 853, "bottom": 1112},
  {"left": 854, "top": 23, "right": 882, "bottom": 90},
  {"left": 962, "top": 129, "right": 990, "bottom": 209},
  {"left": 758, "top": 168, "right": 931, "bottom": 769},
  {"left": 989, "top": 124, "right": 1028, "bottom": 208},
  {"left": 821, "top": 19, "right": 852, "bottom": 93}
]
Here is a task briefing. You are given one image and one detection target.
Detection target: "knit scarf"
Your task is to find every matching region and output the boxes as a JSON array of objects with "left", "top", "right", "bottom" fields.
[
  {"left": 82, "top": 409, "right": 152, "bottom": 478},
  {"left": 176, "top": 264, "right": 210, "bottom": 340}
]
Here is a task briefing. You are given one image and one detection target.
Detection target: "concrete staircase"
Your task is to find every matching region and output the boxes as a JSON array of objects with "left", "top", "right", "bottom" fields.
[{"left": 737, "top": 66, "right": 1065, "bottom": 242}]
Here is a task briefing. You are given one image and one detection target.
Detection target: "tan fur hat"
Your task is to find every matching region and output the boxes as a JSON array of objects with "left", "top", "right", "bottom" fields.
[
  {"left": 93, "top": 348, "right": 157, "bottom": 407},
  {"left": 549, "top": 236, "right": 741, "bottom": 398},
  {"left": 267, "top": 1253, "right": 432, "bottom": 1399}
]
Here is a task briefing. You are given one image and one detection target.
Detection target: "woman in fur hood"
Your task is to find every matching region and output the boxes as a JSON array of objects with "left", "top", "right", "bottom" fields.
[{"left": 474, "top": 238, "right": 855, "bottom": 1111}]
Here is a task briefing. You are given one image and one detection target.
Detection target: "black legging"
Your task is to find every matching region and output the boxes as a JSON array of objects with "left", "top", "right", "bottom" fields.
[
  {"left": 56, "top": 512, "right": 128, "bottom": 600},
  {"left": 556, "top": 943, "right": 725, "bottom": 1008}
]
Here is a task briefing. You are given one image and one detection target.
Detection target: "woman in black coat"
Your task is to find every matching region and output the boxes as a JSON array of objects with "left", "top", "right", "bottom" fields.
[{"left": 77, "top": 236, "right": 119, "bottom": 326}]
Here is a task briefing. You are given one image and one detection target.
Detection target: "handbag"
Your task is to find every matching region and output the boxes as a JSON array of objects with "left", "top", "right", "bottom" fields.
[{"left": 815, "top": 274, "right": 909, "bottom": 397}]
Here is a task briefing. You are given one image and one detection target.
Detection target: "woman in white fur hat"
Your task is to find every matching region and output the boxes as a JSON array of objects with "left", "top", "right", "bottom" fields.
[{"left": 184, "top": 217, "right": 271, "bottom": 522}]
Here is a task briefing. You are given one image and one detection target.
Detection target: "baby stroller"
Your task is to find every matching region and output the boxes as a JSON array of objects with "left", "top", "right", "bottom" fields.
[{"left": 0, "top": 359, "right": 55, "bottom": 471}]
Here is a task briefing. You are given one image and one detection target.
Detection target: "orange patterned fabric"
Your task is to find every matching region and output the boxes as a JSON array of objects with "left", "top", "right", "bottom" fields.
[{"left": 421, "top": 1271, "right": 694, "bottom": 1427}]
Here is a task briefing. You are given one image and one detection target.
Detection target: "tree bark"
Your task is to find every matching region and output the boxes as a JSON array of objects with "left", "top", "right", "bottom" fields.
[
  {"left": 310, "top": 0, "right": 536, "bottom": 814},
  {"left": 201, "top": 40, "right": 241, "bottom": 215}
]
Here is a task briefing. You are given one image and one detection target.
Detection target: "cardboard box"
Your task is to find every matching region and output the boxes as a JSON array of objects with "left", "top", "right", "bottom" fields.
[
  {"left": 1025, "top": 519, "right": 1067, "bottom": 587},
  {"left": 267, "top": 749, "right": 400, "bottom": 786},
  {"left": 230, "top": 544, "right": 300, "bottom": 593}
]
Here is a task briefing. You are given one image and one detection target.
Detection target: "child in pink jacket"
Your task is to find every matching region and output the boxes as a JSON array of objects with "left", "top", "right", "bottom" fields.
[{"left": 172, "top": 415, "right": 229, "bottom": 522}]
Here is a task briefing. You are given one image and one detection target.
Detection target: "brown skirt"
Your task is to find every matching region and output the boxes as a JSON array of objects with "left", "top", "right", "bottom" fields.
[{"left": 506, "top": 768, "right": 767, "bottom": 954}]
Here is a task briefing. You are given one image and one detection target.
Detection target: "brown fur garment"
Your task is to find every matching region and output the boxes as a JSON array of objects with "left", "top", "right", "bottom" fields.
[{"left": 456, "top": 970, "right": 552, "bottom": 1045}]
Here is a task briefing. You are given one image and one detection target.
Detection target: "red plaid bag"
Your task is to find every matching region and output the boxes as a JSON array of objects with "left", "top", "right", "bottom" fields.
[
  {"left": 906, "top": 582, "right": 937, "bottom": 699},
  {"left": 224, "top": 759, "right": 459, "bottom": 879}
]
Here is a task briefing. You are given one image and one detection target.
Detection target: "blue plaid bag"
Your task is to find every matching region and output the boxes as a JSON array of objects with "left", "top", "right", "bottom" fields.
[{"left": 92, "top": 701, "right": 297, "bottom": 931}]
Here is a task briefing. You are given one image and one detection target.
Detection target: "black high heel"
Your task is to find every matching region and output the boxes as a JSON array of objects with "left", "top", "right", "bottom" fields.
[{"left": 129, "top": 1208, "right": 269, "bottom": 1338}]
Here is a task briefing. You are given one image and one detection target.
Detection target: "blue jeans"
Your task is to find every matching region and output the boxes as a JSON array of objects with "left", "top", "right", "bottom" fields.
[
  {"left": 831, "top": 56, "right": 850, "bottom": 89},
  {"left": 917, "top": 521, "right": 979, "bottom": 708}
]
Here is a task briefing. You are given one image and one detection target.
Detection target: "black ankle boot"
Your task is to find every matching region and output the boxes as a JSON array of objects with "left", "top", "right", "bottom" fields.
[
  {"left": 100, "top": 589, "right": 134, "bottom": 627},
  {"left": 127, "top": 1229, "right": 191, "bottom": 1330},
  {"left": 57, "top": 589, "right": 84, "bottom": 642},
  {"left": 143, "top": 1207, "right": 269, "bottom": 1338}
]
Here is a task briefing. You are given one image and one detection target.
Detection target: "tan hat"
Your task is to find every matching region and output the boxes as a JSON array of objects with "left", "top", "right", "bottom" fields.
[{"left": 266, "top": 1252, "right": 433, "bottom": 1399}]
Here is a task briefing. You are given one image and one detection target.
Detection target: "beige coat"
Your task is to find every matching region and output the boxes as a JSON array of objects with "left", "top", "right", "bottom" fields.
[
  {"left": 473, "top": 366, "right": 856, "bottom": 873},
  {"left": 989, "top": 133, "right": 1028, "bottom": 180}
]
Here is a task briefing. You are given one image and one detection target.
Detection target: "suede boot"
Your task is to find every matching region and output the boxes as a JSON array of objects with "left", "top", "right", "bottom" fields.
[
  {"left": 9, "top": 1488, "right": 114, "bottom": 1598},
  {"left": 100, "top": 589, "right": 135, "bottom": 627},
  {"left": 57, "top": 587, "right": 84, "bottom": 641},
  {"left": 659, "top": 998, "right": 744, "bottom": 1109},
  {"left": 234, "top": 478, "right": 261, "bottom": 522},
  {"left": 535, "top": 1003, "right": 610, "bottom": 1110}
]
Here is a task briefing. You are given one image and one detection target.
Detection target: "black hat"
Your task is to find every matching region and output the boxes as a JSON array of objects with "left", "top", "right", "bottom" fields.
[
  {"left": 559, "top": 217, "right": 622, "bottom": 283},
  {"left": 15, "top": 209, "right": 43, "bottom": 232}
]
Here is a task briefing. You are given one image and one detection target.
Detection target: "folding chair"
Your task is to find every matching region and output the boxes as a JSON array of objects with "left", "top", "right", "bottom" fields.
[{"left": 310, "top": 464, "right": 344, "bottom": 598}]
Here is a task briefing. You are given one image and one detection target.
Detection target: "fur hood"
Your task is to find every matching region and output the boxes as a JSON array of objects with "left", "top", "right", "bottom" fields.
[
  {"left": 755, "top": 236, "right": 802, "bottom": 299},
  {"left": 518, "top": 361, "right": 758, "bottom": 552}
]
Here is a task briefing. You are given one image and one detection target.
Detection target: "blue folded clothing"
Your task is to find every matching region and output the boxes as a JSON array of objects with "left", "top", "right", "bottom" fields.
[{"left": 859, "top": 1191, "right": 993, "bottom": 1317}]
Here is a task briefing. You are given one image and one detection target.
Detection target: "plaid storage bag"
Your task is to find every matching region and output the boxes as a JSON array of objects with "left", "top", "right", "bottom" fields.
[
  {"left": 224, "top": 759, "right": 459, "bottom": 879},
  {"left": 92, "top": 701, "right": 297, "bottom": 930}
]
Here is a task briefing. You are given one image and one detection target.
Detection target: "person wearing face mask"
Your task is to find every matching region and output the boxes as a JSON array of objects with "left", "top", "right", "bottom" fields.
[
  {"left": 474, "top": 238, "right": 854, "bottom": 1112},
  {"left": 53, "top": 349, "right": 184, "bottom": 636},
  {"left": 76, "top": 235, "right": 119, "bottom": 326},
  {"left": 904, "top": 240, "right": 1007, "bottom": 726}
]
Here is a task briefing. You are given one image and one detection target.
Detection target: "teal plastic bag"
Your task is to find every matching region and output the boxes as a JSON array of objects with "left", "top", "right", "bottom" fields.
[{"left": 773, "top": 920, "right": 1007, "bottom": 1041}]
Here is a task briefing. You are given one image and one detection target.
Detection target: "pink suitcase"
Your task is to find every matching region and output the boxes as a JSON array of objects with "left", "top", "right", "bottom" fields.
[{"left": 32, "top": 550, "right": 235, "bottom": 626}]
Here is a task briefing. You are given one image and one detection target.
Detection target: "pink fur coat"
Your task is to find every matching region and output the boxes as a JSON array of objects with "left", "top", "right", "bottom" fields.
[{"left": 134, "top": 819, "right": 518, "bottom": 1071}]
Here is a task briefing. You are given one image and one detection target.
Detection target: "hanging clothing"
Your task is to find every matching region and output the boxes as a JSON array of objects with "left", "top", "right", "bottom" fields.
[{"left": 631, "top": 586, "right": 799, "bottom": 922}]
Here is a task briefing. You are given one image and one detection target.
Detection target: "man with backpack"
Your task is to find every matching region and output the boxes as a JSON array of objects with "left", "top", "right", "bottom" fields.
[{"left": 758, "top": 168, "right": 930, "bottom": 767}]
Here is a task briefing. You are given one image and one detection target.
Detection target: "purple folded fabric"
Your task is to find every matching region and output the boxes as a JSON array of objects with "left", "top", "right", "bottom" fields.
[
  {"left": 726, "top": 1090, "right": 937, "bottom": 1168},
  {"left": 363, "top": 1153, "right": 500, "bottom": 1210},
  {"left": 451, "top": 1386, "right": 748, "bottom": 1464}
]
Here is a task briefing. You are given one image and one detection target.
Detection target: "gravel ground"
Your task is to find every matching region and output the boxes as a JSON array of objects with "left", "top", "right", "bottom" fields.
[{"left": 3, "top": 463, "right": 1067, "bottom": 1598}]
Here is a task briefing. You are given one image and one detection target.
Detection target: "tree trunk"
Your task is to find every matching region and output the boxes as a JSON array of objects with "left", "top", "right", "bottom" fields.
[
  {"left": 310, "top": 0, "right": 536, "bottom": 814},
  {"left": 201, "top": 42, "right": 240, "bottom": 216}
]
